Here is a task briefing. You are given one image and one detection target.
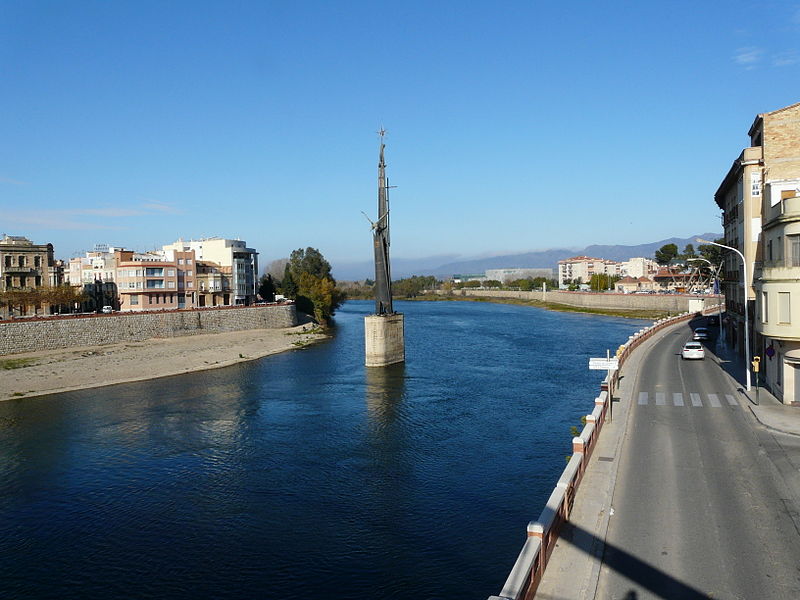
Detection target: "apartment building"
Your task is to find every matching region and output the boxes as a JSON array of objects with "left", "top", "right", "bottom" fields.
[
  {"left": 115, "top": 249, "right": 196, "bottom": 311},
  {"left": 619, "top": 257, "right": 658, "bottom": 279},
  {"left": 163, "top": 238, "right": 258, "bottom": 304},
  {"left": 557, "top": 256, "right": 620, "bottom": 288},
  {"left": 0, "top": 234, "right": 64, "bottom": 317},
  {"left": 716, "top": 101, "right": 800, "bottom": 404}
]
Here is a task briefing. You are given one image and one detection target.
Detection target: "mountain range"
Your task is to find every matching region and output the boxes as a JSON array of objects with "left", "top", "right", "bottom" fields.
[{"left": 331, "top": 233, "right": 722, "bottom": 281}]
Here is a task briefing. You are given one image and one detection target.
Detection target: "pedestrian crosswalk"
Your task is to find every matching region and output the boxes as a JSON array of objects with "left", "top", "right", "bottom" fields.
[{"left": 636, "top": 391, "right": 739, "bottom": 408}]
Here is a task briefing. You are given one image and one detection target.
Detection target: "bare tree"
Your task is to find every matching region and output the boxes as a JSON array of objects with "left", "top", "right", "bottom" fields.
[{"left": 265, "top": 258, "right": 289, "bottom": 283}]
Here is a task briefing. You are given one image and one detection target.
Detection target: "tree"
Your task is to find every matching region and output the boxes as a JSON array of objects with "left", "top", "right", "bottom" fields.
[
  {"left": 289, "top": 247, "right": 333, "bottom": 280},
  {"left": 682, "top": 244, "right": 696, "bottom": 258},
  {"left": 483, "top": 280, "right": 502, "bottom": 288},
  {"left": 698, "top": 238, "right": 724, "bottom": 265},
  {"left": 284, "top": 247, "right": 344, "bottom": 325},
  {"left": 281, "top": 263, "right": 298, "bottom": 299},
  {"left": 654, "top": 243, "right": 679, "bottom": 265},
  {"left": 257, "top": 274, "right": 276, "bottom": 302},
  {"left": 265, "top": 258, "right": 289, "bottom": 283}
]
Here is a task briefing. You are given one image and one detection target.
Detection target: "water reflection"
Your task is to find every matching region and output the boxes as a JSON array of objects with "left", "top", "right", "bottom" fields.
[{"left": 364, "top": 362, "right": 406, "bottom": 424}]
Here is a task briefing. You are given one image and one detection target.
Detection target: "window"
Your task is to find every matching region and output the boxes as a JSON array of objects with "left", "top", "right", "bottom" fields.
[
  {"left": 128, "top": 270, "right": 136, "bottom": 277},
  {"left": 168, "top": 281, "right": 175, "bottom": 288},
  {"left": 790, "top": 235, "right": 800, "bottom": 267},
  {"left": 3, "top": 256, "right": 9, "bottom": 267},
  {"left": 145, "top": 267, "right": 164, "bottom": 276},
  {"left": 779, "top": 292, "right": 791, "bottom": 324},
  {"left": 178, "top": 259, "right": 184, "bottom": 265},
  {"left": 762, "top": 292, "right": 768, "bottom": 323},
  {"left": 186, "top": 259, "right": 192, "bottom": 264},
  {"left": 167, "top": 269, "right": 175, "bottom": 276},
  {"left": 131, "top": 294, "right": 139, "bottom": 305}
]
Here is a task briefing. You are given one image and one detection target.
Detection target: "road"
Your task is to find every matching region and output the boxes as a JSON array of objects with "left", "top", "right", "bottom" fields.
[{"left": 594, "top": 317, "right": 800, "bottom": 599}]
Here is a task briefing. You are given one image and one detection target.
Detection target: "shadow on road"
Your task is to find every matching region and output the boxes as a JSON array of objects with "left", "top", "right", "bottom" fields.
[{"left": 535, "top": 521, "right": 708, "bottom": 600}]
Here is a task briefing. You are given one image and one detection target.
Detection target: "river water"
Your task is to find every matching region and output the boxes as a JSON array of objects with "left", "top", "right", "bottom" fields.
[{"left": 0, "top": 300, "right": 648, "bottom": 599}]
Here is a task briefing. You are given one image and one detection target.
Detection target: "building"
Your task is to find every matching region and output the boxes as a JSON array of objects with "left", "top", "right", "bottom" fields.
[
  {"left": 115, "top": 248, "right": 197, "bottom": 311},
  {"left": 163, "top": 238, "right": 258, "bottom": 305},
  {"left": 557, "top": 256, "right": 620, "bottom": 288},
  {"left": 742, "top": 102, "right": 800, "bottom": 404},
  {"left": 484, "top": 268, "right": 553, "bottom": 283},
  {"left": 0, "top": 234, "right": 64, "bottom": 317},
  {"left": 619, "top": 257, "right": 658, "bottom": 279},
  {"left": 615, "top": 276, "right": 654, "bottom": 294}
]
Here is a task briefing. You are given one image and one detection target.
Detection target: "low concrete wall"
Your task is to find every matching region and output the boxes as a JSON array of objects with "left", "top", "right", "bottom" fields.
[
  {"left": 488, "top": 304, "right": 722, "bottom": 600},
  {"left": 0, "top": 304, "right": 297, "bottom": 356},
  {"left": 436, "top": 289, "right": 722, "bottom": 313}
]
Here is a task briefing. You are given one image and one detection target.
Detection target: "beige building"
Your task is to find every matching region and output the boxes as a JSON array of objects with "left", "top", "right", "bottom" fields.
[
  {"left": 0, "top": 234, "right": 64, "bottom": 317},
  {"left": 619, "top": 257, "right": 658, "bottom": 279},
  {"left": 558, "top": 256, "right": 620, "bottom": 288},
  {"left": 716, "top": 101, "right": 800, "bottom": 404},
  {"left": 615, "top": 276, "right": 654, "bottom": 293},
  {"left": 163, "top": 238, "right": 258, "bottom": 304}
]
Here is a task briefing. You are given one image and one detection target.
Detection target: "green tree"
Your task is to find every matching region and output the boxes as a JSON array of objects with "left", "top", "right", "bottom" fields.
[
  {"left": 483, "top": 279, "right": 502, "bottom": 288},
  {"left": 257, "top": 274, "right": 276, "bottom": 302},
  {"left": 281, "top": 263, "right": 298, "bottom": 299},
  {"left": 682, "top": 243, "right": 696, "bottom": 258},
  {"left": 654, "top": 243, "right": 679, "bottom": 265},
  {"left": 698, "top": 238, "right": 724, "bottom": 265},
  {"left": 289, "top": 247, "right": 333, "bottom": 280}
]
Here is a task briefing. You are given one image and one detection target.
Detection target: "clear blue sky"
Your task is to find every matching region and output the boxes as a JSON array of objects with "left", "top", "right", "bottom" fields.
[{"left": 2, "top": 1, "right": 799, "bottom": 269}]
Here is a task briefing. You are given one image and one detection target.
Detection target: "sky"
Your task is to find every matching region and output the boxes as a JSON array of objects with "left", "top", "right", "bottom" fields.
[{"left": 2, "top": 1, "right": 800, "bottom": 271}]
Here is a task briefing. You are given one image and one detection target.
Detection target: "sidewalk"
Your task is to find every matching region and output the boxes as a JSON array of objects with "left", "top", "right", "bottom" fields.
[
  {"left": 533, "top": 322, "right": 800, "bottom": 600},
  {"left": 710, "top": 337, "right": 800, "bottom": 436}
]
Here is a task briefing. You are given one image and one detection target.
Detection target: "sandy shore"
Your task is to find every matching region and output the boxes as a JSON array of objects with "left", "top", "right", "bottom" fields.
[{"left": 0, "top": 323, "right": 327, "bottom": 401}]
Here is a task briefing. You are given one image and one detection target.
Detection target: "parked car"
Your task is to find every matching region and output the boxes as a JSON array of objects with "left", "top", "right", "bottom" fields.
[
  {"left": 681, "top": 341, "right": 705, "bottom": 360},
  {"left": 692, "top": 327, "right": 709, "bottom": 341},
  {"left": 101, "top": 306, "right": 114, "bottom": 314}
]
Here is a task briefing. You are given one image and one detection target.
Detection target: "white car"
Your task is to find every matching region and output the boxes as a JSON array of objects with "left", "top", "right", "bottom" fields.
[
  {"left": 681, "top": 341, "right": 705, "bottom": 360},
  {"left": 101, "top": 306, "right": 114, "bottom": 314},
  {"left": 693, "top": 327, "right": 709, "bottom": 341}
]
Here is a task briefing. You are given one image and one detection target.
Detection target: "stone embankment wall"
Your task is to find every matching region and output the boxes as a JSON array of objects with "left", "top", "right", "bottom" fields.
[
  {"left": 0, "top": 304, "right": 297, "bottom": 356},
  {"left": 438, "top": 289, "right": 720, "bottom": 313}
]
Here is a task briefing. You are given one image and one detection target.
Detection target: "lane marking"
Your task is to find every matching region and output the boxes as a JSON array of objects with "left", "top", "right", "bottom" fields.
[
  {"left": 726, "top": 394, "right": 738, "bottom": 406},
  {"left": 638, "top": 392, "right": 648, "bottom": 405},
  {"left": 656, "top": 392, "right": 666, "bottom": 406},
  {"left": 690, "top": 393, "right": 702, "bottom": 407},
  {"left": 673, "top": 392, "right": 684, "bottom": 406},
  {"left": 708, "top": 393, "right": 721, "bottom": 407}
]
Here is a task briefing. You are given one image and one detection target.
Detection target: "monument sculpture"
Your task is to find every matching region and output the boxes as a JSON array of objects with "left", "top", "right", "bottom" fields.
[{"left": 364, "top": 130, "right": 405, "bottom": 367}]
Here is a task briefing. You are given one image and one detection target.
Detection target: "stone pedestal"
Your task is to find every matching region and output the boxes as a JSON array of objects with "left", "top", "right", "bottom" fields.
[{"left": 365, "top": 313, "right": 405, "bottom": 367}]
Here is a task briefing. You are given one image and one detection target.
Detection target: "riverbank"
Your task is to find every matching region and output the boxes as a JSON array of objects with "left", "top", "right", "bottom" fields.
[
  {"left": 0, "top": 322, "right": 326, "bottom": 401},
  {"left": 405, "top": 294, "right": 672, "bottom": 320}
]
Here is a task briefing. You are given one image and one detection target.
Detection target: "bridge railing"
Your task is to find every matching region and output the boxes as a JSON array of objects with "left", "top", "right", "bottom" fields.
[{"left": 488, "top": 305, "right": 722, "bottom": 600}]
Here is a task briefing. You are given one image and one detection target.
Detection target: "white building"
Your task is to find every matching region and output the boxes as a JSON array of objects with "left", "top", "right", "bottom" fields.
[
  {"left": 162, "top": 238, "right": 259, "bottom": 304},
  {"left": 558, "top": 256, "right": 620, "bottom": 287},
  {"left": 619, "top": 257, "right": 658, "bottom": 279}
]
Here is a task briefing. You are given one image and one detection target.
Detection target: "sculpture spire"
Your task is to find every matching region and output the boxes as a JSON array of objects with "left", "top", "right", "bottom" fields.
[{"left": 373, "top": 129, "right": 393, "bottom": 315}]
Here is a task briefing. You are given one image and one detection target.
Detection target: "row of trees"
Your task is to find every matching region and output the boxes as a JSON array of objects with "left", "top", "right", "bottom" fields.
[
  {"left": 258, "top": 248, "right": 345, "bottom": 326},
  {"left": 0, "top": 285, "right": 88, "bottom": 316},
  {"left": 654, "top": 240, "right": 724, "bottom": 266}
]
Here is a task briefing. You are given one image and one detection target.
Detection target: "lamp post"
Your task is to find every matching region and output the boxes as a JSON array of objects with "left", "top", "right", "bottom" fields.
[{"left": 697, "top": 238, "right": 751, "bottom": 391}]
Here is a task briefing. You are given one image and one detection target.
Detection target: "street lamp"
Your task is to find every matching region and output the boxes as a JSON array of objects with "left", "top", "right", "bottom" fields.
[{"left": 697, "top": 238, "right": 751, "bottom": 391}]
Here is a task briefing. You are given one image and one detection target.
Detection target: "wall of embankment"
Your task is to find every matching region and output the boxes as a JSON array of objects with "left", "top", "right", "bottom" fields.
[
  {"left": 437, "top": 289, "right": 722, "bottom": 313},
  {"left": 0, "top": 304, "right": 297, "bottom": 356},
  {"left": 487, "top": 304, "right": 721, "bottom": 600}
]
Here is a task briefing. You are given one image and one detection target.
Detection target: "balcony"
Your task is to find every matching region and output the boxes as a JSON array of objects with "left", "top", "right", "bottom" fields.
[
  {"left": 764, "top": 195, "right": 800, "bottom": 226},
  {"left": 2, "top": 266, "right": 34, "bottom": 274}
]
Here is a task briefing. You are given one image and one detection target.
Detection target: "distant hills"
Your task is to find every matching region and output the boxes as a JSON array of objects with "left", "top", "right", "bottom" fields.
[{"left": 331, "top": 233, "right": 722, "bottom": 281}]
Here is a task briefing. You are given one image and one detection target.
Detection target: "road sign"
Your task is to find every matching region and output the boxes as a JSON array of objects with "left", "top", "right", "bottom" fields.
[{"left": 589, "top": 357, "right": 619, "bottom": 371}]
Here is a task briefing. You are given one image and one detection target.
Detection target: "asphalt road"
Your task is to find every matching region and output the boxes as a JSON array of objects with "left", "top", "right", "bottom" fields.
[{"left": 594, "top": 317, "right": 800, "bottom": 600}]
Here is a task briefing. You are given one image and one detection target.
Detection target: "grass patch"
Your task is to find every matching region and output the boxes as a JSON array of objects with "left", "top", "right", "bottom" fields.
[
  {"left": 0, "top": 358, "right": 37, "bottom": 370},
  {"left": 403, "top": 294, "right": 671, "bottom": 320}
]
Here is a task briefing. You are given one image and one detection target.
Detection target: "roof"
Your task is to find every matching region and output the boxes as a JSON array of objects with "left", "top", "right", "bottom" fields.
[{"left": 748, "top": 101, "right": 800, "bottom": 137}]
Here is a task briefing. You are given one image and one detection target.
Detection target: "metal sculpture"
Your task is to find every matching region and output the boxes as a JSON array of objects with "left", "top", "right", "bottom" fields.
[{"left": 372, "top": 129, "right": 393, "bottom": 315}]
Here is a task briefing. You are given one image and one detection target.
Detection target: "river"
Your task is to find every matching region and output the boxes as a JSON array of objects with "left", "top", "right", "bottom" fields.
[{"left": 0, "top": 300, "right": 648, "bottom": 599}]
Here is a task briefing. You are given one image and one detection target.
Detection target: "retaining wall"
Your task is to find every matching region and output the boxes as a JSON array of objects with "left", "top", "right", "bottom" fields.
[
  {"left": 0, "top": 304, "right": 297, "bottom": 356},
  {"left": 488, "top": 304, "right": 721, "bottom": 600},
  {"left": 436, "top": 289, "right": 721, "bottom": 313}
]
